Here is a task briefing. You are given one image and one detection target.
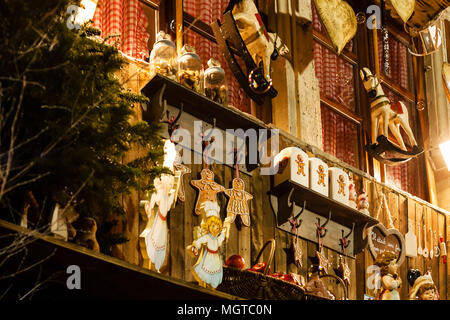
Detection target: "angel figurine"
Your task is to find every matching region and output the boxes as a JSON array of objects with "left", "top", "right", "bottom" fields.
[
  {"left": 187, "top": 201, "right": 231, "bottom": 289},
  {"left": 140, "top": 140, "right": 178, "bottom": 272},
  {"left": 374, "top": 251, "right": 402, "bottom": 300}
]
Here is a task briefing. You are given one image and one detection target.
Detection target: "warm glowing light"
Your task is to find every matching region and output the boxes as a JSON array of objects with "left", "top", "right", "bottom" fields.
[
  {"left": 74, "top": 0, "right": 98, "bottom": 26},
  {"left": 439, "top": 140, "right": 450, "bottom": 171}
]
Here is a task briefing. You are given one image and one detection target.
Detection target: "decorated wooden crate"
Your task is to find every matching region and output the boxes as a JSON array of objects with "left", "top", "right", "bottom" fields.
[
  {"left": 309, "top": 158, "right": 328, "bottom": 197},
  {"left": 328, "top": 167, "right": 349, "bottom": 206},
  {"left": 273, "top": 147, "right": 309, "bottom": 188}
]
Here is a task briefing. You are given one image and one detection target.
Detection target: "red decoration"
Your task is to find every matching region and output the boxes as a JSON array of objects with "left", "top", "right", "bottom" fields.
[{"left": 225, "top": 255, "right": 246, "bottom": 270}]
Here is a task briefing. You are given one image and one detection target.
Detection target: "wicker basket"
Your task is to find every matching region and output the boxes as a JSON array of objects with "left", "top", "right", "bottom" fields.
[{"left": 217, "top": 239, "right": 307, "bottom": 300}]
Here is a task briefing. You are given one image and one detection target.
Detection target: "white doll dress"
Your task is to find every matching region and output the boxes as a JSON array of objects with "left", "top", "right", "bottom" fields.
[{"left": 192, "top": 231, "right": 226, "bottom": 288}]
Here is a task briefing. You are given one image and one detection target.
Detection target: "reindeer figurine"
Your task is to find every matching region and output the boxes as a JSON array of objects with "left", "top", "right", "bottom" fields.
[{"left": 360, "top": 67, "right": 418, "bottom": 151}]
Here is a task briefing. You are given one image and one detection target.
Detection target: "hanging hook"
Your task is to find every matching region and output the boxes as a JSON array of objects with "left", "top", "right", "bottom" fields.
[
  {"left": 161, "top": 102, "right": 183, "bottom": 139},
  {"left": 340, "top": 223, "right": 355, "bottom": 250},
  {"left": 316, "top": 210, "right": 332, "bottom": 238}
]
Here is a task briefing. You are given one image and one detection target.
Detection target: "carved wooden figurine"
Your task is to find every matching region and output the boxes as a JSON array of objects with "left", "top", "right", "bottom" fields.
[
  {"left": 374, "top": 251, "right": 402, "bottom": 300},
  {"left": 360, "top": 67, "right": 418, "bottom": 151},
  {"left": 191, "top": 168, "right": 225, "bottom": 216},
  {"left": 231, "top": 0, "right": 288, "bottom": 84},
  {"left": 357, "top": 190, "right": 370, "bottom": 215}
]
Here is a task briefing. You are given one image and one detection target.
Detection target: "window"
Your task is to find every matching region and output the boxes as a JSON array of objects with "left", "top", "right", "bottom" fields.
[
  {"left": 92, "top": 0, "right": 161, "bottom": 60},
  {"left": 183, "top": 0, "right": 251, "bottom": 113},
  {"left": 312, "top": 3, "right": 363, "bottom": 169}
]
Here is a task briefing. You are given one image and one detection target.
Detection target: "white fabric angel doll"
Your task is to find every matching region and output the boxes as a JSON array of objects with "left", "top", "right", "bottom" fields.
[
  {"left": 187, "top": 201, "right": 231, "bottom": 289},
  {"left": 141, "top": 140, "right": 177, "bottom": 272}
]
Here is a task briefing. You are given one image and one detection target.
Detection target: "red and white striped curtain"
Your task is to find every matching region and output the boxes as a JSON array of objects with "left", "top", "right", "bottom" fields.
[
  {"left": 312, "top": 4, "right": 358, "bottom": 167},
  {"left": 93, "top": 0, "right": 150, "bottom": 60},
  {"left": 184, "top": 0, "right": 250, "bottom": 113}
]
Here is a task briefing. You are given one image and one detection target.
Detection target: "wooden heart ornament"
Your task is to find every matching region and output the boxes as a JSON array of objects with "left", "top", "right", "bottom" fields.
[
  {"left": 368, "top": 223, "right": 406, "bottom": 266},
  {"left": 312, "top": 0, "right": 357, "bottom": 54},
  {"left": 390, "top": 0, "right": 415, "bottom": 24}
]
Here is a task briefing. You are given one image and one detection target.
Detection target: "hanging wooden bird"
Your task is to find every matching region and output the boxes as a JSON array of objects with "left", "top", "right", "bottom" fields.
[{"left": 191, "top": 168, "right": 225, "bottom": 216}]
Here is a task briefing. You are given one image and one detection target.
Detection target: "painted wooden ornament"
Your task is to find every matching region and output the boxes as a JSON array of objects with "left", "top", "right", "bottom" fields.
[
  {"left": 224, "top": 177, "right": 253, "bottom": 227},
  {"left": 368, "top": 192, "right": 406, "bottom": 266},
  {"left": 338, "top": 255, "right": 351, "bottom": 286},
  {"left": 405, "top": 220, "right": 418, "bottom": 257},
  {"left": 360, "top": 67, "right": 418, "bottom": 151},
  {"left": 174, "top": 163, "right": 191, "bottom": 202},
  {"left": 187, "top": 201, "right": 231, "bottom": 289},
  {"left": 316, "top": 249, "right": 332, "bottom": 274},
  {"left": 190, "top": 168, "right": 225, "bottom": 216},
  {"left": 139, "top": 140, "right": 179, "bottom": 272},
  {"left": 312, "top": 0, "right": 357, "bottom": 55}
]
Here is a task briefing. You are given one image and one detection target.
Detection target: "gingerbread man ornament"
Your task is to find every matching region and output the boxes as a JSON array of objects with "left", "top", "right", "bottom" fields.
[
  {"left": 224, "top": 178, "right": 253, "bottom": 227},
  {"left": 190, "top": 168, "right": 225, "bottom": 215}
]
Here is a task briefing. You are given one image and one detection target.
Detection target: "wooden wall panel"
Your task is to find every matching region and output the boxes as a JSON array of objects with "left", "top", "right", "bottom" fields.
[{"left": 133, "top": 153, "right": 447, "bottom": 300}]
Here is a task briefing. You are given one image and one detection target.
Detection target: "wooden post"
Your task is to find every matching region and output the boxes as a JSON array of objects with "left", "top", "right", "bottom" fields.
[
  {"left": 175, "top": 0, "right": 183, "bottom": 55},
  {"left": 371, "top": 17, "right": 386, "bottom": 183}
]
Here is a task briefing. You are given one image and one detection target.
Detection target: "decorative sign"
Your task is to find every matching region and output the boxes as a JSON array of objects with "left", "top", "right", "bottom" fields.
[{"left": 368, "top": 224, "right": 406, "bottom": 266}]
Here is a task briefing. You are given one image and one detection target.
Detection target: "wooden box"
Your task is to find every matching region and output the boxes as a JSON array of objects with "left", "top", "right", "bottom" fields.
[
  {"left": 309, "top": 158, "right": 328, "bottom": 197},
  {"left": 274, "top": 147, "right": 309, "bottom": 188}
]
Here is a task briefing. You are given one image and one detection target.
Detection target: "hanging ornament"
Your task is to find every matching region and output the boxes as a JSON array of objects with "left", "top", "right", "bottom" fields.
[
  {"left": 186, "top": 201, "right": 232, "bottom": 289},
  {"left": 174, "top": 163, "right": 191, "bottom": 202},
  {"left": 224, "top": 150, "right": 253, "bottom": 228},
  {"left": 381, "top": 0, "right": 390, "bottom": 75},
  {"left": 139, "top": 139, "right": 179, "bottom": 272},
  {"left": 191, "top": 168, "right": 225, "bottom": 216}
]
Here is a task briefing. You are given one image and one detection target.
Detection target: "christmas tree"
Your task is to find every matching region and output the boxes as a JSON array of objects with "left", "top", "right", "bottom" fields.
[{"left": 0, "top": 0, "right": 167, "bottom": 254}]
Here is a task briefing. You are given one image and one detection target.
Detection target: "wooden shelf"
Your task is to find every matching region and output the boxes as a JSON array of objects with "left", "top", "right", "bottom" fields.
[
  {"left": 141, "top": 74, "right": 268, "bottom": 133},
  {"left": 268, "top": 180, "right": 379, "bottom": 256},
  {"left": 270, "top": 180, "right": 379, "bottom": 229}
]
